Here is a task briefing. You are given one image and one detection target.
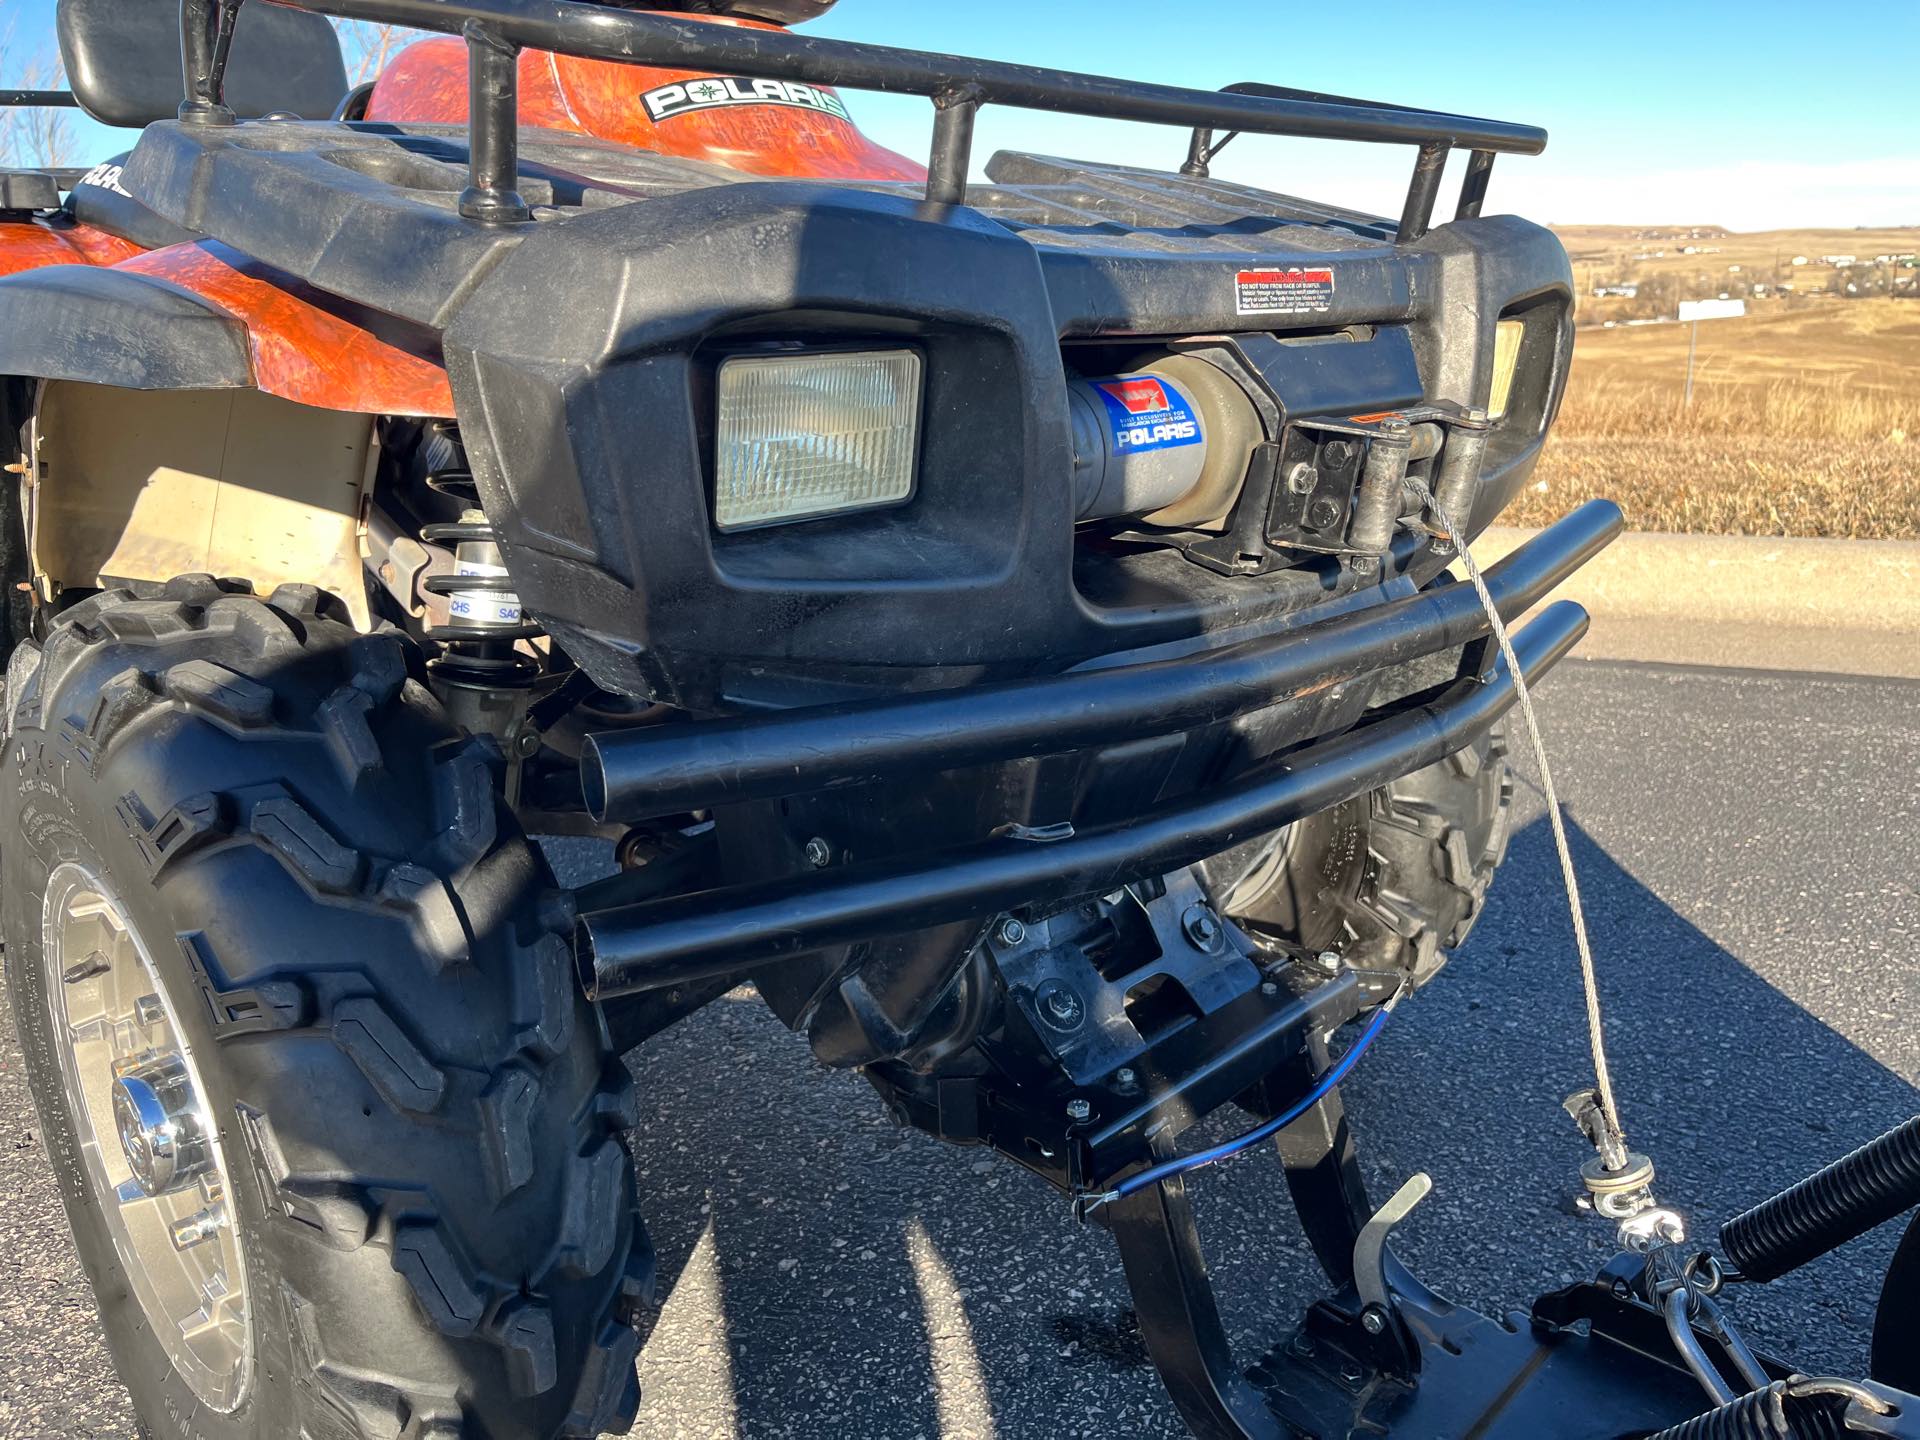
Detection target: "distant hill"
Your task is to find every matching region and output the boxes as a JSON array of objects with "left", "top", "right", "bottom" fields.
[
  {"left": 1550, "top": 224, "right": 1920, "bottom": 273},
  {"left": 1545, "top": 224, "right": 1919, "bottom": 323},
  {"left": 1552, "top": 224, "right": 1732, "bottom": 248}
]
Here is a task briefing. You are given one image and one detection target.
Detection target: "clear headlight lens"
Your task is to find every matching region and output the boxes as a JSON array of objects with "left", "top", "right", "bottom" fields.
[
  {"left": 713, "top": 349, "right": 923, "bottom": 531},
  {"left": 1488, "top": 318, "right": 1525, "bottom": 421}
]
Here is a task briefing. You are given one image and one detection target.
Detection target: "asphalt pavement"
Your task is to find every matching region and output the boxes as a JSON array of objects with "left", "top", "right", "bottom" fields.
[{"left": 2, "top": 656, "right": 1916, "bottom": 1438}]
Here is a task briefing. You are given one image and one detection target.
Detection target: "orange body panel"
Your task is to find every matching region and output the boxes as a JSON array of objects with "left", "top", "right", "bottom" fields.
[
  {"left": 0, "top": 220, "right": 144, "bottom": 279},
  {"left": 0, "top": 221, "right": 450, "bottom": 415},
  {"left": 114, "top": 243, "right": 455, "bottom": 417},
  {"left": 366, "top": 21, "right": 926, "bottom": 182}
]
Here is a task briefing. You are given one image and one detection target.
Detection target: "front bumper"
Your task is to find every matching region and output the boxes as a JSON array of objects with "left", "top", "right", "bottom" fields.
[{"left": 577, "top": 500, "right": 1620, "bottom": 1000}]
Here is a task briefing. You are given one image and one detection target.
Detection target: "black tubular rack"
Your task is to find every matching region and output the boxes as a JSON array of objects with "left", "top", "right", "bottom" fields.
[
  {"left": 177, "top": 0, "right": 1545, "bottom": 239},
  {"left": 0, "top": 90, "right": 79, "bottom": 108}
]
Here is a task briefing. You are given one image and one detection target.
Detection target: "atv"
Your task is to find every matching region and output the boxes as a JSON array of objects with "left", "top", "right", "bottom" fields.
[{"left": 1, "top": 2, "right": 1916, "bottom": 1438}]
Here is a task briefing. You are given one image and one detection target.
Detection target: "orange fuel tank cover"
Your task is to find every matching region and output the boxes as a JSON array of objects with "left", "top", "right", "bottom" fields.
[{"left": 364, "top": 14, "right": 925, "bottom": 183}]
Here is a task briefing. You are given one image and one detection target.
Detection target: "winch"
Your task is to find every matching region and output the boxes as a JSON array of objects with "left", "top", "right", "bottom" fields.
[{"left": 1067, "top": 354, "right": 1262, "bottom": 524}]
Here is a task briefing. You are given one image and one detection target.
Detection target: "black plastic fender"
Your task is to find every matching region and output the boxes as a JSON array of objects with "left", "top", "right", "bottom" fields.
[{"left": 0, "top": 263, "right": 252, "bottom": 391}]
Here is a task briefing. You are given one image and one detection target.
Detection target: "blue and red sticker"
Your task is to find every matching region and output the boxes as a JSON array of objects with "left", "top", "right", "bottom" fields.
[{"left": 1092, "top": 376, "right": 1203, "bottom": 454}]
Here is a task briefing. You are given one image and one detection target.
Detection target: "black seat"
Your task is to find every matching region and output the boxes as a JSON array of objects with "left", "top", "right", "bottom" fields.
[{"left": 57, "top": 0, "right": 348, "bottom": 128}]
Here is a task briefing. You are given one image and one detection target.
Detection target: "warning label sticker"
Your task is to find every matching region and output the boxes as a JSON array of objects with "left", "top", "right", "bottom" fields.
[
  {"left": 1235, "top": 267, "right": 1336, "bottom": 316},
  {"left": 1091, "top": 376, "right": 1203, "bottom": 454}
]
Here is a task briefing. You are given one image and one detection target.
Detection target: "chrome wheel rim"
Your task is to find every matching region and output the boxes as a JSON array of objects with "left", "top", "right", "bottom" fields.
[
  {"left": 1217, "top": 824, "right": 1298, "bottom": 915},
  {"left": 42, "top": 861, "right": 252, "bottom": 1413}
]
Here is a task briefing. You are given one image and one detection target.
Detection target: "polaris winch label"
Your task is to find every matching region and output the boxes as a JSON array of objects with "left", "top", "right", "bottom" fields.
[
  {"left": 1235, "top": 266, "right": 1336, "bottom": 316},
  {"left": 642, "top": 76, "right": 853, "bottom": 125},
  {"left": 1092, "top": 376, "right": 1203, "bottom": 454}
]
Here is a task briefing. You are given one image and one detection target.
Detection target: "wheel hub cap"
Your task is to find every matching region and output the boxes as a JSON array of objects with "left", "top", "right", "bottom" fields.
[
  {"left": 42, "top": 862, "right": 252, "bottom": 1413},
  {"left": 112, "top": 1053, "right": 212, "bottom": 1197}
]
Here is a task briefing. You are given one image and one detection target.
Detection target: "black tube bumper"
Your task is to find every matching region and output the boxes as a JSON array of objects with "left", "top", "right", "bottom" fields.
[
  {"left": 578, "top": 588, "right": 1595, "bottom": 1001},
  {"left": 583, "top": 499, "right": 1623, "bottom": 823}
]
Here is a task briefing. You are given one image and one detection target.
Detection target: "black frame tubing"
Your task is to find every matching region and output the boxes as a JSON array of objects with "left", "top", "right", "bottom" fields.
[
  {"left": 0, "top": 91, "right": 79, "bottom": 109},
  {"left": 179, "top": 0, "right": 241, "bottom": 125},
  {"left": 1456, "top": 148, "right": 1496, "bottom": 220},
  {"left": 459, "top": 19, "right": 532, "bottom": 222},
  {"left": 187, "top": 0, "right": 1545, "bottom": 229},
  {"left": 578, "top": 599, "right": 1589, "bottom": 999}
]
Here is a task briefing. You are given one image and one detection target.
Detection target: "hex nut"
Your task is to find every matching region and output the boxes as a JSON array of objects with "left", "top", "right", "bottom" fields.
[{"left": 1036, "top": 982, "right": 1085, "bottom": 1032}]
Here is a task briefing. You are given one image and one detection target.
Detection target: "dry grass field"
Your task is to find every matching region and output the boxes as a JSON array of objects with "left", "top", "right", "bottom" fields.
[{"left": 1504, "top": 228, "right": 1920, "bottom": 538}]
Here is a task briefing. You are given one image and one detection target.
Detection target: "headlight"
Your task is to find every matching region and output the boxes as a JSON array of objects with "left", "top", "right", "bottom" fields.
[
  {"left": 713, "top": 349, "right": 923, "bottom": 531},
  {"left": 1488, "top": 318, "right": 1524, "bottom": 421}
]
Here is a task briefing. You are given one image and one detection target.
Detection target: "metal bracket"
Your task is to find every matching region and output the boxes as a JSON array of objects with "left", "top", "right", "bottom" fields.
[{"left": 1353, "top": 1171, "right": 1432, "bottom": 1319}]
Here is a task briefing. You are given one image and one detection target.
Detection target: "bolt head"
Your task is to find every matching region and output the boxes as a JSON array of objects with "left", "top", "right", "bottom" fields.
[
  {"left": 998, "top": 917, "right": 1026, "bottom": 946},
  {"left": 1065, "top": 1098, "right": 1093, "bottom": 1123},
  {"left": 1306, "top": 497, "right": 1343, "bottom": 531},
  {"left": 1182, "top": 904, "right": 1225, "bottom": 952},
  {"left": 1260, "top": 980, "right": 1279, "bottom": 997},
  {"left": 1322, "top": 439, "right": 1355, "bottom": 468},
  {"left": 1361, "top": 1307, "right": 1387, "bottom": 1335},
  {"left": 803, "top": 837, "right": 832, "bottom": 868},
  {"left": 1115, "top": 1067, "right": 1138, "bottom": 1089},
  {"left": 1316, "top": 950, "right": 1342, "bottom": 973},
  {"left": 1035, "top": 981, "right": 1084, "bottom": 1032}
]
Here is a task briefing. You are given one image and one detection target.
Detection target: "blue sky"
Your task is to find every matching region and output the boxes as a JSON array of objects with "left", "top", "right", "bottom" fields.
[{"left": 6, "top": 0, "right": 1915, "bottom": 229}]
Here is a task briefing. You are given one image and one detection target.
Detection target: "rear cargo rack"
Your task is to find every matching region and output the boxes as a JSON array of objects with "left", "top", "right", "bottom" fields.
[{"left": 176, "top": 0, "right": 1545, "bottom": 241}]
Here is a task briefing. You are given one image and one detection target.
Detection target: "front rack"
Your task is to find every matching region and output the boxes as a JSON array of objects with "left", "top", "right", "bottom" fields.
[{"left": 176, "top": 0, "right": 1545, "bottom": 240}]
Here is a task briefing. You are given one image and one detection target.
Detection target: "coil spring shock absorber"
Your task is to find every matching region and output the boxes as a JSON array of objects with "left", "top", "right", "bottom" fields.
[
  {"left": 417, "top": 423, "right": 541, "bottom": 691},
  {"left": 1719, "top": 1116, "right": 1920, "bottom": 1283}
]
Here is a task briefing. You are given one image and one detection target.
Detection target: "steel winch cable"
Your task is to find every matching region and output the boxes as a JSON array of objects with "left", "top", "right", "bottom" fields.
[
  {"left": 1076, "top": 478, "right": 1635, "bottom": 1218},
  {"left": 1406, "top": 477, "right": 1631, "bottom": 1169}
]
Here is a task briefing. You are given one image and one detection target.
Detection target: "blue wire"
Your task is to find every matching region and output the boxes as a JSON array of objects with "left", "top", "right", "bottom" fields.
[{"left": 1092, "top": 1005, "right": 1394, "bottom": 1208}]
